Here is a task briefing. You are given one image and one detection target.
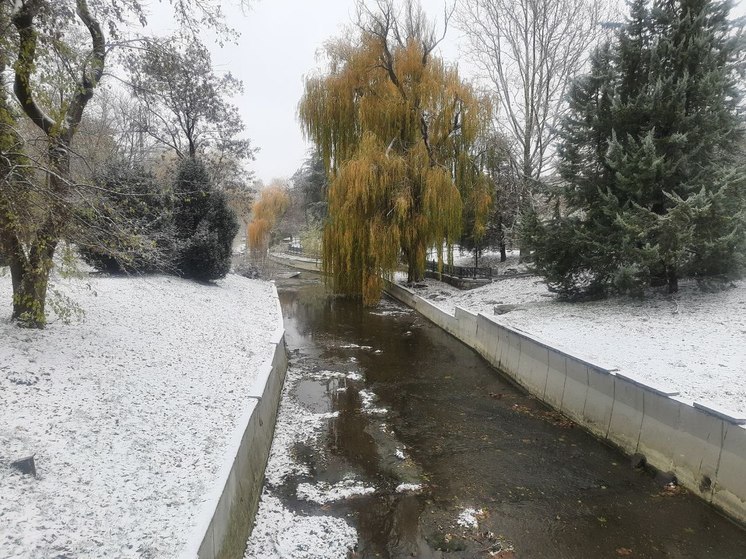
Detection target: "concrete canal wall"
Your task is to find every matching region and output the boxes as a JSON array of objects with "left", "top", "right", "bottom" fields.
[
  {"left": 383, "top": 280, "right": 746, "bottom": 526},
  {"left": 268, "top": 252, "right": 322, "bottom": 272},
  {"left": 181, "top": 288, "right": 288, "bottom": 559}
]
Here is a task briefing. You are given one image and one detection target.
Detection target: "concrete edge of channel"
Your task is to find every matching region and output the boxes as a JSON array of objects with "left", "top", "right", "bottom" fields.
[
  {"left": 382, "top": 279, "right": 746, "bottom": 527},
  {"left": 268, "top": 252, "right": 323, "bottom": 272},
  {"left": 181, "top": 284, "right": 288, "bottom": 559}
]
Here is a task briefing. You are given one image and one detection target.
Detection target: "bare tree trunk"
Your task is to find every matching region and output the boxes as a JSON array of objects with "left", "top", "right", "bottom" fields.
[
  {"left": 497, "top": 215, "right": 507, "bottom": 262},
  {"left": 667, "top": 268, "right": 679, "bottom": 294},
  {"left": 458, "top": 0, "right": 604, "bottom": 264}
]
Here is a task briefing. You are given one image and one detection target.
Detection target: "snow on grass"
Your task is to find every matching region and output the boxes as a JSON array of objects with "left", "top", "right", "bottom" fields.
[
  {"left": 411, "top": 276, "right": 746, "bottom": 414},
  {"left": 244, "top": 493, "right": 357, "bottom": 559},
  {"left": 456, "top": 507, "right": 486, "bottom": 529},
  {"left": 0, "top": 272, "right": 281, "bottom": 558},
  {"left": 395, "top": 482, "right": 423, "bottom": 493},
  {"left": 296, "top": 478, "right": 375, "bottom": 504}
]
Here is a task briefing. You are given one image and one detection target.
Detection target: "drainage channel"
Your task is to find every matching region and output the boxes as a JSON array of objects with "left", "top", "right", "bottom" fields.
[{"left": 246, "top": 272, "right": 746, "bottom": 559}]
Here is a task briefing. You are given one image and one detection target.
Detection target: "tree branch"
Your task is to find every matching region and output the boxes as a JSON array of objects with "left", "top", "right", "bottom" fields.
[
  {"left": 11, "top": 0, "right": 56, "bottom": 136},
  {"left": 63, "top": 0, "right": 107, "bottom": 144}
]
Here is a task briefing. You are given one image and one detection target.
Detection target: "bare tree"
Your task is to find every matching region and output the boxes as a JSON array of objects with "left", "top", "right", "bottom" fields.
[
  {"left": 457, "top": 0, "right": 606, "bottom": 194},
  {"left": 80, "top": 88, "right": 160, "bottom": 169},
  {"left": 127, "top": 35, "right": 256, "bottom": 186}
]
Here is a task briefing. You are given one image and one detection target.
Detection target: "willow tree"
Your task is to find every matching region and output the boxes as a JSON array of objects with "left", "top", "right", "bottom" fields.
[
  {"left": 299, "top": 0, "right": 492, "bottom": 304},
  {"left": 248, "top": 182, "right": 290, "bottom": 260}
]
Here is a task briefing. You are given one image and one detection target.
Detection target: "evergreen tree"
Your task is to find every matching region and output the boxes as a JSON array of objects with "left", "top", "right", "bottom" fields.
[
  {"left": 173, "top": 157, "right": 238, "bottom": 281},
  {"left": 78, "top": 163, "right": 174, "bottom": 274},
  {"left": 179, "top": 191, "right": 238, "bottom": 281},
  {"left": 526, "top": 0, "right": 745, "bottom": 297},
  {"left": 174, "top": 158, "right": 213, "bottom": 241}
]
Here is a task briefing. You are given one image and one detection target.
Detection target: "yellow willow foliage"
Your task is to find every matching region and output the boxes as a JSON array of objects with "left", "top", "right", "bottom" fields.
[
  {"left": 300, "top": 25, "right": 493, "bottom": 304},
  {"left": 247, "top": 186, "right": 290, "bottom": 252},
  {"left": 248, "top": 218, "right": 271, "bottom": 252},
  {"left": 323, "top": 133, "right": 406, "bottom": 304}
]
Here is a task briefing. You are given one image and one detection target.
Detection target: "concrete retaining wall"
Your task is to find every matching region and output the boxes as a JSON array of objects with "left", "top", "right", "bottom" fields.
[
  {"left": 268, "top": 252, "right": 322, "bottom": 272},
  {"left": 181, "top": 288, "right": 288, "bottom": 559},
  {"left": 383, "top": 280, "right": 746, "bottom": 526}
]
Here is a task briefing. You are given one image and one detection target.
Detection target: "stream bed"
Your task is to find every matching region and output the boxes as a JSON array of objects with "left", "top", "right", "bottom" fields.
[{"left": 246, "top": 272, "right": 746, "bottom": 559}]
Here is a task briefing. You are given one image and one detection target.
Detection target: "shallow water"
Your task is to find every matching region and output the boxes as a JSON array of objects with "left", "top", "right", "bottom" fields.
[{"left": 258, "top": 272, "right": 746, "bottom": 558}]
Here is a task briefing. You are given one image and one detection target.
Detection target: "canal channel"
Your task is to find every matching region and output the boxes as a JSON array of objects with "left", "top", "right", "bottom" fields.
[{"left": 246, "top": 271, "right": 746, "bottom": 558}]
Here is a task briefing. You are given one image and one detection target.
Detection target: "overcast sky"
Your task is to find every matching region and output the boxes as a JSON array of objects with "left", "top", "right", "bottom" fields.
[
  {"left": 159, "top": 0, "right": 745, "bottom": 186},
  {"left": 195, "top": 0, "right": 461, "bottom": 185}
]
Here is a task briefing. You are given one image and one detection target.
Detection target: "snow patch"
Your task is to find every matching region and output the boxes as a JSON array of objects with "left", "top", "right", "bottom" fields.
[
  {"left": 245, "top": 493, "right": 357, "bottom": 559},
  {"left": 340, "top": 343, "right": 373, "bottom": 350},
  {"left": 396, "top": 483, "right": 423, "bottom": 493},
  {"left": 457, "top": 508, "right": 486, "bottom": 529},
  {"left": 263, "top": 395, "right": 340, "bottom": 487},
  {"left": 296, "top": 479, "right": 375, "bottom": 504},
  {"left": 359, "top": 389, "right": 389, "bottom": 416}
]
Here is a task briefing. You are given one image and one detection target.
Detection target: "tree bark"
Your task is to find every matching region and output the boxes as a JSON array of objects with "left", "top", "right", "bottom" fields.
[
  {"left": 6, "top": 223, "right": 58, "bottom": 327},
  {"left": 10, "top": 253, "right": 55, "bottom": 327},
  {"left": 4, "top": 0, "right": 105, "bottom": 328},
  {"left": 667, "top": 268, "right": 679, "bottom": 294}
]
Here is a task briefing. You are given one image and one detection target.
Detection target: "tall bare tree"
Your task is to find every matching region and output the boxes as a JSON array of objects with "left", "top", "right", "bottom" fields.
[
  {"left": 126, "top": 34, "right": 256, "bottom": 194},
  {"left": 456, "top": 0, "right": 606, "bottom": 204}
]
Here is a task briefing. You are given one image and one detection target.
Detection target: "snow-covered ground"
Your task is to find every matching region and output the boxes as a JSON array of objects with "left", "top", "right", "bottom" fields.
[
  {"left": 451, "top": 248, "right": 528, "bottom": 276},
  {"left": 413, "top": 275, "right": 746, "bottom": 415},
  {"left": 0, "top": 271, "right": 281, "bottom": 558},
  {"left": 245, "top": 367, "right": 361, "bottom": 559}
]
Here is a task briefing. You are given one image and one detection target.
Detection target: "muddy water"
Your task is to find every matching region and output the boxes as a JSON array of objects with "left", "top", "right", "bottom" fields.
[{"left": 270, "top": 273, "right": 746, "bottom": 559}]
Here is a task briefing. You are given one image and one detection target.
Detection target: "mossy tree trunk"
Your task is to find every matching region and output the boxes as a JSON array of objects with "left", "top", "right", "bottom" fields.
[
  {"left": 0, "top": 0, "right": 105, "bottom": 328},
  {"left": 7, "top": 224, "right": 57, "bottom": 327},
  {"left": 4, "top": 146, "right": 69, "bottom": 327}
]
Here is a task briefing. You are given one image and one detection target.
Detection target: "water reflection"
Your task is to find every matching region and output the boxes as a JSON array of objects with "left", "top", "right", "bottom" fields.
[{"left": 262, "top": 273, "right": 746, "bottom": 559}]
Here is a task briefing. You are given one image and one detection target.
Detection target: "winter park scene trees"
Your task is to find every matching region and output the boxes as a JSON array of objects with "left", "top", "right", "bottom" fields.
[{"left": 1, "top": 0, "right": 746, "bottom": 558}]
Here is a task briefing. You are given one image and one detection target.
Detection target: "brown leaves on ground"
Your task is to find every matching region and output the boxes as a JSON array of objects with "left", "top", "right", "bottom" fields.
[
  {"left": 658, "top": 482, "right": 684, "bottom": 497},
  {"left": 510, "top": 402, "right": 575, "bottom": 428},
  {"left": 616, "top": 547, "right": 633, "bottom": 556}
]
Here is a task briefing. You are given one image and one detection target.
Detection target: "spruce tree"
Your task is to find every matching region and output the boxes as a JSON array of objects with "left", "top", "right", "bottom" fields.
[{"left": 526, "top": 0, "right": 745, "bottom": 297}]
